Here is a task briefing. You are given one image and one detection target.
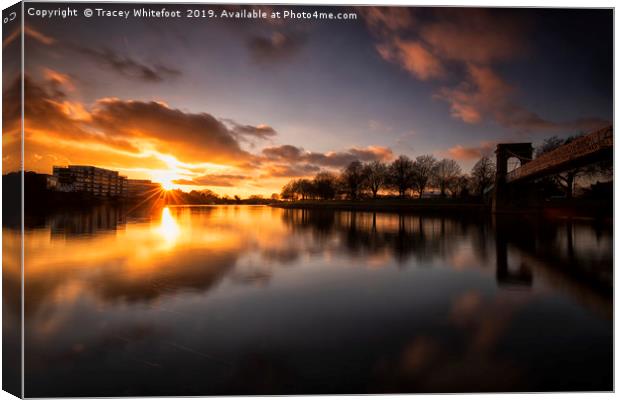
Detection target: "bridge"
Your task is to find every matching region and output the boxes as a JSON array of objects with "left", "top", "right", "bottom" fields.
[{"left": 492, "top": 125, "right": 613, "bottom": 212}]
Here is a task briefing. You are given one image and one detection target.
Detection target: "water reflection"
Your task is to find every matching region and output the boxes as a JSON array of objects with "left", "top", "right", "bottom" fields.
[{"left": 19, "top": 205, "right": 612, "bottom": 396}]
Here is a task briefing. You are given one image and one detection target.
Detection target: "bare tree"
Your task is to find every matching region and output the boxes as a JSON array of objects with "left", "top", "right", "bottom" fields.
[
  {"left": 341, "top": 161, "right": 366, "bottom": 200},
  {"left": 412, "top": 155, "right": 437, "bottom": 198},
  {"left": 363, "top": 161, "right": 388, "bottom": 198},
  {"left": 433, "top": 159, "right": 462, "bottom": 197},
  {"left": 313, "top": 171, "right": 338, "bottom": 200},
  {"left": 388, "top": 155, "right": 415, "bottom": 198},
  {"left": 536, "top": 135, "right": 605, "bottom": 198},
  {"left": 471, "top": 156, "right": 496, "bottom": 196}
]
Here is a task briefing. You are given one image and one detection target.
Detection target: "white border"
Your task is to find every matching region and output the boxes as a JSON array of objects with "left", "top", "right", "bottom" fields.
[{"left": 0, "top": 1, "right": 616, "bottom": 400}]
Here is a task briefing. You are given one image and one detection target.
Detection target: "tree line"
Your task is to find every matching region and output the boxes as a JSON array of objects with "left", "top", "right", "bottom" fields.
[{"left": 280, "top": 155, "right": 496, "bottom": 201}]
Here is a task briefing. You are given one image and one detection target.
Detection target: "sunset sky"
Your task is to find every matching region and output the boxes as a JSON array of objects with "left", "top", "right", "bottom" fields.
[{"left": 5, "top": 5, "right": 612, "bottom": 196}]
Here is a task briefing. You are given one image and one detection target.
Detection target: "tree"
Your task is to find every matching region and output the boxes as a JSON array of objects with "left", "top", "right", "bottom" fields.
[
  {"left": 412, "top": 155, "right": 437, "bottom": 198},
  {"left": 341, "top": 160, "right": 366, "bottom": 200},
  {"left": 471, "top": 156, "right": 496, "bottom": 196},
  {"left": 433, "top": 159, "right": 462, "bottom": 197},
  {"left": 448, "top": 175, "right": 470, "bottom": 198},
  {"left": 536, "top": 135, "right": 604, "bottom": 198},
  {"left": 388, "top": 155, "right": 415, "bottom": 198},
  {"left": 313, "top": 171, "right": 338, "bottom": 200},
  {"left": 363, "top": 161, "right": 388, "bottom": 198},
  {"left": 280, "top": 180, "right": 297, "bottom": 201},
  {"left": 294, "top": 179, "right": 315, "bottom": 200}
]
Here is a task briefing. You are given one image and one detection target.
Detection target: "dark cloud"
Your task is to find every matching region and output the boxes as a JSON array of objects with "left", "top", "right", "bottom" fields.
[
  {"left": 91, "top": 99, "right": 253, "bottom": 165},
  {"left": 173, "top": 174, "right": 248, "bottom": 187},
  {"left": 262, "top": 144, "right": 394, "bottom": 168},
  {"left": 71, "top": 45, "right": 181, "bottom": 82},
  {"left": 262, "top": 144, "right": 302, "bottom": 160},
  {"left": 21, "top": 76, "right": 138, "bottom": 153},
  {"left": 247, "top": 31, "right": 306, "bottom": 63},
  {"left": 222, "top": 119, "right": 277, "bottom": 140},
  {"left": 435, "top": 65, "right": 610, "bottom": 133},
  {"left": 262, "top": 164, "right": 321, "bottom": 178}
]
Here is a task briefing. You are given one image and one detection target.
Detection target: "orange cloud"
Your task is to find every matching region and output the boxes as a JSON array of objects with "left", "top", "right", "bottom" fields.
[
  {"left": 377, "top": 39, "right": 445, "bottom": 81},
  {"left": 361, "top": 8, "right": 609, "bottom": 134},
  {"left": 419, "top": 9, "right": 527, "bottom": 64},
  {"left": 436, "top": 65, "right": 610, "bottom": 132},
  {"left": 358, "top": 6, "right": 415, "bottom": 34},
  {"left": 42, "top": 68, "right": 75, "bottom": 91},
  {"left": 445, "top": 141, "right": 496, "bottom": 161},
  {"left": 24, "top": 26, "right": 55, "bottom": 45}
]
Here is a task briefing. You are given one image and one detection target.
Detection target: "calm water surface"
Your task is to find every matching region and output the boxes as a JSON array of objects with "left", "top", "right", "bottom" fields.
[{"left": 9, "top": 205, "right": 612, "bottom": 395}]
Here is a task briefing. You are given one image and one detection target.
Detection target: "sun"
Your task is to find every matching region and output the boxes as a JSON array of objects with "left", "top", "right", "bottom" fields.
[{"left": 161, "top": 180, "right": 174, "bottom": 191}]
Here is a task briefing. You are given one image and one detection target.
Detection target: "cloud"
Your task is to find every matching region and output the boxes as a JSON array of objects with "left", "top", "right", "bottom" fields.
[
  {"left": 444, "top": 141, "right": 496, "bottom": 161},
  {"left": 173, "top": 174, "right": 248, "bottom": 187},
  {"left": 358, "top": 7, "right": 415, "bottom": 35},
  {"left": 436, "top": 65, "right": 610, "bottom": 133},
  {"left": 377, "top": 39, "right": 445, "bottom": 81},
  {"left": 25, "top": 26, "right": 56, "bottom": 45},
  {"left": 21, "top": 77, "right": 138, "bottom": 153},
  {"left": 247, "top": 31, "right": 306, "bottom": 63},
  {"left": 262, "top": 163, "right": 321, "bottom": 178},
  {"left": 361, "top": 8, "right": 608, "bottom": 135},
  {"left": 71, "top": 45, "right": 181, "bottom": 82},
  {"left": 262, "top": 145, "right": 394, "bottom": 168},
  {"left": 42, "top": 68, "right": 75, "bottom": 92},
  {"left": 3, "top": 25, "right": 56, "bottom": 48},
  {"left": 419, "top": 9, "right": 527, "bottom": 64},
  {"left": 17, "top": 72, "right": 396, "bottom": 185},
  {"left": 223, "top": 119, "right": 277, "bottom": 140},
  {"left": 91, "top": 98, "right": 253, "bottom": 165},
  {"left": 262, "top": 144, "right": 302, "bottom": 160}
]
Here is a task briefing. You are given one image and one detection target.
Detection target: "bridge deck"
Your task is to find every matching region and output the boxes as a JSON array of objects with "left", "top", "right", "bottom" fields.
[{"left": 506, "top": 125, "right": 613, "bottom": 183}]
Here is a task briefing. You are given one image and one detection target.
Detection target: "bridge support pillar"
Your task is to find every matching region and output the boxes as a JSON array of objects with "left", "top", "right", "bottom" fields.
[{"left": 492, "top": 143, "right": 534, "bottom": 213}]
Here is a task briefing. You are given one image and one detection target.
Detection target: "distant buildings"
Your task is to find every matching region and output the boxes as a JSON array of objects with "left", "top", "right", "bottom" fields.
[
  {"left": 125, "top": 179, "right": 162, "bottom": 198},
  {"left": 53, "top": 165, "right": 126, "bottom": 196},
  {"left": 51, "top": 165, "right": 161, "bottom": 198}
]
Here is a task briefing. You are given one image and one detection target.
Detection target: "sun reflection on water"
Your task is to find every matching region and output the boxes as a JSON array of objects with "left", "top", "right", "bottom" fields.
[{"left": 156, "top": 207, "right": 180, "bottom": 246}]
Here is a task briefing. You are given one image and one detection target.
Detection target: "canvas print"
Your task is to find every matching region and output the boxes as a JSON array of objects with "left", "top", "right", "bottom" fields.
[{"left": 2, "top": 2, "right": 613, "bottom": 397}]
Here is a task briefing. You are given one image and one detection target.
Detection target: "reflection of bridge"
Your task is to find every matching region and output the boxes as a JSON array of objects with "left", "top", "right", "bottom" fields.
[{"left": 493, "top": 125, "right": 613, "bottom": 212}]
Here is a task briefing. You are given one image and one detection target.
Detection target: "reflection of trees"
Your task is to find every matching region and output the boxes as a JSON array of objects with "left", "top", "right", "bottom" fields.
[{"left": 281, "top": 209, "right": 492, "bottom": 267}]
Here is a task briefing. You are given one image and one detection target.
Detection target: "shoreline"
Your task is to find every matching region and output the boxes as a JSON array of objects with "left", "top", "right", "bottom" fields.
[{"left": 270, "top": 199, "right": 612, "bottom": 219}]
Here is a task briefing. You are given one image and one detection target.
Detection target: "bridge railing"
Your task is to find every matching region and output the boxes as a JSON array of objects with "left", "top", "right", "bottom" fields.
[{"left": 506, "top": 125, "right": 613, "bottom": 183}]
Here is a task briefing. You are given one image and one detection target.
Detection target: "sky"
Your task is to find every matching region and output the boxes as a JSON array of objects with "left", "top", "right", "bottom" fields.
[{"left": 3, "top": 5, "right": 613, "bottom": 196}]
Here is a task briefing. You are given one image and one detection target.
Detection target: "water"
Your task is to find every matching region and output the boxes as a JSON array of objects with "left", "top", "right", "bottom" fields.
[{"left": 7, "top": 205, "right": 612, "bottom": 395}]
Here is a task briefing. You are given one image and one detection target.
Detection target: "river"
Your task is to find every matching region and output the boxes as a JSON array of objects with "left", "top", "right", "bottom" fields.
[{"left": 4, "top": 205, "right": 612, "bottom": 395}]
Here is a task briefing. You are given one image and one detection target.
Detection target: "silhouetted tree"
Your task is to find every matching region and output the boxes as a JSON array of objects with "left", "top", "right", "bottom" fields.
[
  {"left": 471, "top": 156, "right": 496, "bottom": 196},
  {"left": 388, "top": 155, "right": 415, "bottom": 198},
  {"left": 295, "top": 179, "right": 315, "bottom": 200},
  {"left": 536, "top": 135, "right": 608, "bottom": 198},
  {"left": 313, "top": 171, "right": 338, "bottom": 200},
  {"left": 433, "top": 158, "right": 462, "bottom": 197},
  {"left": 363, "top": 161, "right": 388, "bottom": 198},
  {"left": 341, "top": 161, "right": 366, "bottom": 200},
  {"left": 281, "top": 181, "right": 297, "bottom": 201},
  {"left": 412, "top": 155, "right": 437, "bottom": 198}
]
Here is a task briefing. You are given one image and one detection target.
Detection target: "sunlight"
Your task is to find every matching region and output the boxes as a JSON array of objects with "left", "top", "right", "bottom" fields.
[
  {"left": 161, "top": 180, "right": 174, "bottom": 191},
  {"left": 156, "top": 207, "right": 180, "bottom": 246}
]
